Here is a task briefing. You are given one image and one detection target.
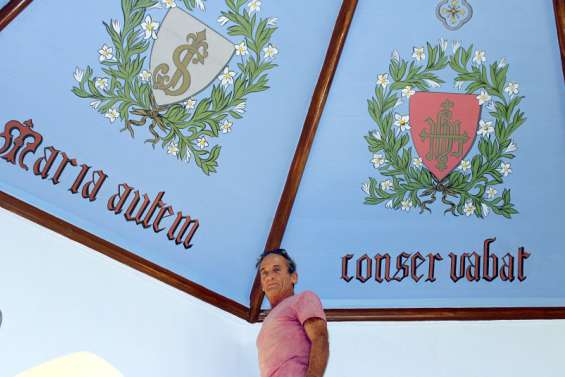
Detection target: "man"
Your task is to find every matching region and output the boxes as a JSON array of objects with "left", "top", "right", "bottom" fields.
[{"left": 256, "top": 249, "right": 329, "bottom": 377}]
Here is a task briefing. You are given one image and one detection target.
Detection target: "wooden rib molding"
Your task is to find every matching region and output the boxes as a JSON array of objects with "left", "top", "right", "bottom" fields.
[
  {"left": 0, "top": 191, "right": 249, "bottom": 320},
  {"left": 0, "top": 0, "right": 32, "bottom": 31},
  {"left": 555, "top": 0, "right": 565, "bottom": 78},
  {"left": 325, "top": 307, "right": 565, "bottom": 321},
  {"left": 248, "top": 0, "right": 358, "bottom": 323},
  {"left": 257, "top": 307, "right": 565, "bottom": 322}
]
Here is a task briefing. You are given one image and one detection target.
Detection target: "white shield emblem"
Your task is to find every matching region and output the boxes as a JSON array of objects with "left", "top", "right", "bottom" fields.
[{"left": 150, "top": 8, "right": 235, "bottom": 106}]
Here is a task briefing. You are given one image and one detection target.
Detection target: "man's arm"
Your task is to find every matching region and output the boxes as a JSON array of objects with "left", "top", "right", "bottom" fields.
[{"left": 303, "top": 317, "right": 329, "bottom": 377}]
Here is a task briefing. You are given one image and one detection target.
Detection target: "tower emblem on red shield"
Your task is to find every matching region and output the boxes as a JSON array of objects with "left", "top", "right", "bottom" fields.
[
  {"left": 363, "top": 40, "right": 526, "bottom": 218},
  {"left": 409, "top": 92, "right": 479, "bottom": 181}
]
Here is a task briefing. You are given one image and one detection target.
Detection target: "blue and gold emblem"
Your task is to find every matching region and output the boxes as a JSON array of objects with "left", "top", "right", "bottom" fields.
[{"left": 436, "top": 0, "right": 473, "bottom": 31}]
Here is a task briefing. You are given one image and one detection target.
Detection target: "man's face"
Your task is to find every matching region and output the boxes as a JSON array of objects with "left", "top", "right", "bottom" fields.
[{"left": 259, "top": 254, "right": 298, "bottom": 306}]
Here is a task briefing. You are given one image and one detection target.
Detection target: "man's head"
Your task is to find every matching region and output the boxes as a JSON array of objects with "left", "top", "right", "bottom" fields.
[{"left": 256, "top": 249, "right": 298, "bottom": 307}]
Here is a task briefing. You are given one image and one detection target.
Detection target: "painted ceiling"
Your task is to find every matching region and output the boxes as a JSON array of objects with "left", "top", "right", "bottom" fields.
[{"left": 1, "top": 0, "right": 564, "bottom": 318}]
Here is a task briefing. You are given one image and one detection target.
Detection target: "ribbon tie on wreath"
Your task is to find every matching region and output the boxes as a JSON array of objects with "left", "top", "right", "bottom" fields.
[
  {"left": 127, "top": 93, "right": 169, "bottom": 146},
  {"left": 419, "top": 178, "right": 459, "bottom": 215}
]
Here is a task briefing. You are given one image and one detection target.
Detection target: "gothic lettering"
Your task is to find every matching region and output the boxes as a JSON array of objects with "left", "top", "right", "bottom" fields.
[
  {"left": 69, "top": 164, "right": 91, "bottom": 194},
  {"left": 80, "top": 170, "right": 108, "bottom": 201},
  {"left": 0, "top": 119, "right": 43, "bottom": 170},
  {"left": 33, "top": 146, "right": 60, "bottom": 179},
  {"left": 341, "top": 254, "right": 354, "bottom": 282},
  {"left": 167, "top": 211, "right": 199, "bottom": 249},
  {"left": 107, "top": 184, "right": 199, "bottom": 249},
  {"left": 107, "top": 183, "right": 134, "bottom": 214},
  {"left": 51, "top": 152, "right": 77, "bottom": 185},
  {"left": 355, "top": 254, "right": 372, "bottom": 283}
]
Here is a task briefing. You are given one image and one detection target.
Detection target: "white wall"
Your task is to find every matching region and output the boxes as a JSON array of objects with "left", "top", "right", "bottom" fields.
[
  {"left": 1, "top": 207, "right": 564, "bottom": 377},
  {"left": 0, "top": 207, "right": 257, "bottom": 377},
  {"left": 324, "top": 321, "right": 565, "bottom": 377}
]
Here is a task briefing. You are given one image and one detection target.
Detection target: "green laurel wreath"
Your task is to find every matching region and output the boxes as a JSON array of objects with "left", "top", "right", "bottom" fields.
[
  {"left": 72, "top": 0, "right": 277, "bottom": 175},
  {"left": 364, "top": 41, "right": 526, "bottom": 218}
]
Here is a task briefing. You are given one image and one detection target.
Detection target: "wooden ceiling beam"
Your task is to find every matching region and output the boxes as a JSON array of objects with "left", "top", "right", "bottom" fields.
[{"left": 248, "top": 0, "right": 358, "bottom": 323}]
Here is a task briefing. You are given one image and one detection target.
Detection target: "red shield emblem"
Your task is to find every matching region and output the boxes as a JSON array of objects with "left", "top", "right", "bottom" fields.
[{"left": 409, "top": 92, "right": 480, "bottom": 181}]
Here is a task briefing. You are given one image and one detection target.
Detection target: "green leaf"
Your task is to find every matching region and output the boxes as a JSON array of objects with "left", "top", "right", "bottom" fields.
[
  {"left": 462, "top": 44, "right": 473, "bottom": 66},
  {"left": 489, "top": 63, "right": 499, "bottom": 88},
  {"left": 505, "top": 95, "right": 523, "bottom": 121},
  {"left": 182, "top": 0, "right": 196, "bottom": 11},
  {"left": 465, "top": 82, "right": 485, "bottom": 94},
  {"left": 471, "top": 155, "right": 482, "bottom": 178}
]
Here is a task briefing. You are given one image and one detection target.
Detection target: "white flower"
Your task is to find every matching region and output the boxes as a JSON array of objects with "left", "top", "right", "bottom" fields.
[
  {"left": 196, "top": 136, "right": 208, "bottom": 149},
  {"left": 394, "top": 113, "right": 410, "bottom": 132},
  {"left": 477, "top": 120, "right": 494, "bottom": 137},
  {"left": 247, "top": 0, "right": 261, "bottom": 13},
  {"left": 439, "top": 38, "right": 448, "bottom": 52},
  {"left": 401, "top": 86, "right": 415, "bottom": 98},
  {"left": 263, "top": 44, "right": 278, "bottom": 59},
  {"left": 497, "top": 57, "right": 507, "bottom": 68},
  {"left": 385, "top": 200, "right": 394, "bottom": 209},
  {"left": 486, "top": 186, "right": 497, "bottom": 199},
  {"left": 105, "top": 108, "right": 119, "bottom": 123},
  {"left": 266, "top": 17, "right": 278, "bottom": 27},
  {"left": 412, "top": 157, "right": 423, "bottom": 168},
  {"left": 95, "top": 77, "right": 109, "bottom": 91},
  {"left": 412, "top": 47, "right": 425, "bottom": 61},
  {"left": 371, "top": 129, "right": 381, "bottom": 140},
  {"left": 424, "top": 79, "right": 440, "bottom": 88},
  {"left": 139, "top": 70, "right": 152, "bottom": 83},
  {"left": 473, "top": 50, "right": 486, "bottom": 65},
  {"left": 111, "top": 19, "right": 121, "bottom": 34},
  {"left": 167, "top": 142, "right": 179, "bottom": 156},
  {"left": 235, "top": 41, "right": 248, "bottom": 56},
  {"left": 381, "top": 179, "right": 393, "bottom": 191},
  {"left": 454, "top": 80, "right": 465, "bottom": 90},
  {"left": 376, "top": 73, "right": 389, "bottom": 89},
  {"left": 220, "top": 119, "right": 233, "bottom": 134},
  {"left": 371, "top": 153, "right": 386, "bottom": 169},
  {"left": 89, "top": 100, "right": 101, "bottom": 109},
  {"left": 234, "top": 101, "right": 246, "bottom": 114},
  {"left": 391, "top": 49, "right": 400, "bottom": 63},
  {"left": 195, "top": 0, "right": 205, "bottom": 10},
  {"left": 98, "top": 44, "right": 113, "bottom": 62},
  {"left": 476, "top": 89, "right": 491, "bottom": 105},
  {"left": 481, "top": 203, "right": 490, "bottom": 217},
  {"left": 361, "top": 181, "right": 371, "bottom": 195},
  {"left": 162, "top": 0, "right": 177, "bottom": 8},
  {"left": 459, "top": 159, "right": 471, "bottom": 172},
  {"left": 141, "top": 15, "right": 159, "bottom": 40},
  {"left": 463, "top": 200, "right": 476, "bottom": 216},
  {"left": 184, "top": 98, "right": 196, "bottom": 110},
  {"left": 504, "top": 82, "right": 519, "bottom": 97},
  {"left": 452, "top": 40, "right": 462, "bottom": 54},
  {"left": 73, "top": 67, "right": 84, "bottom": 82},
  {"left": 505, "top": 141, "right": 518, "bottom": 153},
  {"left": 498, "top": 162, "right": 512, "bottom": 177},
  {"left": 401, "top": 199, "right": 413, "bottom": 211},
  {"left": 217, "top": 15, "right": 229, "bottom": 26},
  {"left": 218, "top": 66, "right": 236, "bottom": 87}
]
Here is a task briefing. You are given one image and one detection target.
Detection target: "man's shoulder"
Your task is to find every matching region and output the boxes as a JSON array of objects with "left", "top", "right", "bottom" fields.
[
  {"left": 292, "top": 291, "right": 324, "bottom": 309},
  {"left": 292, "top": 291, "right": 326, "bottom": 323},
  {"left": 295, "top": 290, "right": 321, "bottom": 301}
]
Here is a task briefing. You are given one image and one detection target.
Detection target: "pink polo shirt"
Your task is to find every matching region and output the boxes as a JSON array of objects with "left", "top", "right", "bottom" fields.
[{"left": 257, "top": 291, "right": 326, "bottom": 377}]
